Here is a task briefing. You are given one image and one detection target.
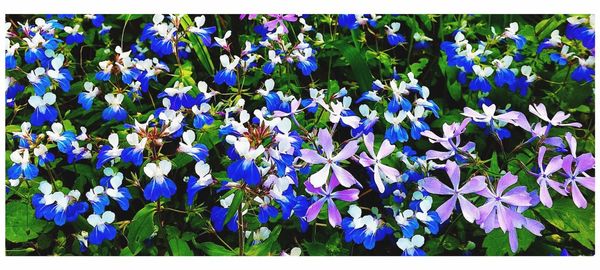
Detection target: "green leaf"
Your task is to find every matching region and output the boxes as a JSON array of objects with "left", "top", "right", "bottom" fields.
[
  {"left": 127, "top": 203, "right": 157, "bottom": 254},
  {"left": 246, "top": 225, "right": 282, "bottom": 256},
  {"left": 224, "top": 190, "right": 243, "bottom": 224},
  {"left": 116, "top": 14, "right": 145, "bottom": 21},
  {"left": 536, "top": 199, "right": 595, "bottom": 250},
  {"left": 482, "top": 228, "right": 535, "bottom": 255},
  {"left": 408, "top": 58, "right": 429, "bottom": 78},
  {"left": 169, "top": 238, "right": 194, "bottom": 256},
  {"left": 447, "top": 81, "right": 462, "bottom": 102},
  {"left": 6, "top": 201, "right": 47, "bottom": 243},
  {"left": 337, "top": 42, "right": 373, "bottom": 92},
  {"left": 196, "top": 242, "right": 236, "bottom": 256},
  {"left": 489, "top": 151, "right": 500, "bottom": 175},
  {"left": 180, "top": 15, "right": 215, "bottom": 75},
  {"left": 302, "top": 241, "right": 328, "bottom": 256}
]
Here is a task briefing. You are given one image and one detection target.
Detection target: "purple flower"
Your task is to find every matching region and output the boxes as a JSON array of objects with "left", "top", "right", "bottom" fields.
[
  {"left": 420, "top": 118, "right": 475, "bottom": 161},
  {"left": 529, "top": 103, "right": 582, "bottom": 128},
  {"left": 476, "top": 173, "right": 532, "bottom": 252},
  {"left": 299, "top": 128, "right": 359, "bottom": 188},
  {"left": 358, "top": 132, "right": 400, "bottom": 193},
  {"left": 563, "top": 153, "right": 595, "bottom": 208},
  {"left": 264, "top": 14, "right": 298, "bottom": 33},
  {"left": 533, "top": 146, "right": 567, "bottom": 207},
  {"left": 423, "top": 160, "right": 487, "bottom": 223},
  {"left": 304, "top": 174, "right": 360, "bottom": 227}
]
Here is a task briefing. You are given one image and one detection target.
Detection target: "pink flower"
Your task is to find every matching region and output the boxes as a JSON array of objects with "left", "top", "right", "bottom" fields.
[
  {"left": 358, "top": 132, "right": 400, "bottom": 193},
  {"left": 529, "top": 103, "right": 582, "bottom": 127},
  {"left": 299, "top": 128, "right": 359, "bottom": 188},
  {"left": 304, "top": 174, "right": 359, "bottom": 227},
  {"left": 422, "top": 160, "right": 486, "bottom": 223},
  {"left": 533, "top": 146, "right": 567, "bottom": 208}
]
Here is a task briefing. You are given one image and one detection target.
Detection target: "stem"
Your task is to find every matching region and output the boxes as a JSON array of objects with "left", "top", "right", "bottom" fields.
[{"left": 237, "top": 200, "right": 245, "bottom": 256}]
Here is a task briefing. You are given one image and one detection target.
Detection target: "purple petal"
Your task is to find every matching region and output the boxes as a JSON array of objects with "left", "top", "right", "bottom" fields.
[
  {"left": 308, "top": 163, "right": 331, "bottom": 188},
  {"left": 502, "top": 186, "right": 532, "bottom": 207},
  {"left": 576, "top": 177, "right": 595, "bottom": 192},
  {"left": 457, "top": 195, "right": 480, "bottom": 223},
  {"left": 331, "top": 164, "right": 358, "bottom": 188},
  {"left": 435, "top": 196, "right": 457, "bottom": 222},
  {"left": 445, "top": 160, "right": 461, "bottom": 190},
  {"left": 570, "top": 183, "right": 587, "bottom": 208},
  {"left": 538, "top": 180, "right": 553, "bottom": 207},
  {"left": 422, "top": 177, "right": 453, "bottom": 195},
  {"left": 317, "top": 128, "right": 334, "bottom": 156},
  {"left": 333, "top": 139, "right": 359, "bottom": 161},
  {"left": 305, "top": 198, "right": 325, "bottom": 222},
  {"left": 460, "top": 176, "right": 487, "bottom": 194},
  {"left": 331, "top": 188, "right": 360, "bottom": 202},
  {"left": 376, "top": 139, "right": 396, "bottom": 160},
  {"left": 496, "top": 173, "right": 518, "bottom": 195},
  {"left": 299, "top": 149, "right": 327, "bottom": 164},
  {"left": 508, "top": 228, "right": 519, "bottom": 253},
  {"left": 358, "top": 152, "right": 375, "bottom": 167},
  {"left": 327, "top": 199, "right": 342, "bottom": 227},
  {"left": 545, "top": 155, "right": 563, "bottom": 174}
]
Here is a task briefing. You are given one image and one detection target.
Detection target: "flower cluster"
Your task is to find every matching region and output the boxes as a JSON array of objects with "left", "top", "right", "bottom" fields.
[{"left": 5, "top": 14, "right": 595, "bottom": 256}]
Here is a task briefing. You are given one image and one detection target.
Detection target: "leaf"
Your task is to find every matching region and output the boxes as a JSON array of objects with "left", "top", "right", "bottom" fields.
[
  {"left": 126, "top": 203, "right": 157, "bottom": 254},
  {"left": 536, "top": 199, "right": 595, "bottom": 250},
  {"left": 224, "top": 190, "right": 243, "bottom": 224},
  {"left": 6, "top": 201, "right": 47, "bottom": 243},
  {"left": 302, "top": 241, "right": 328, "bottom": 256},
  {"left": 482, "top": 228, "right": 535, "bottom": 255},
  {"left": 180, "top": 15, "right": 215, "bottom": 75},
  {"left": 245, "top": 225, "right": 282, "bottom": 256},
  {"left": 169, "top": 238, "right": 194, "bottom": 256},
  {"left": 116, "top": 14, "right": 145, "bottom": 21},
  {"left": 337, "top": 42, "right": 373, "bottom": 92},
  {"left": 408, "top": 58, "right": 429, "bottom": 78},
  {"left": 196, "top": 242, "right": 236, "bottom": 256},
  {"left": 489, "top": 151, "right": 500, "bottom": 175},
  {"left": 447, "top": 81, "right": 462, "bottom": 102}
]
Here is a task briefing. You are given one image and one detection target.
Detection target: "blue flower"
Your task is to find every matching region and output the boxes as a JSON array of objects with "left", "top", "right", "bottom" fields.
[
  {"left": 100, "top": 169, "right": 133, "bottom": 211},
  {"left": 413, "top": 33, "right": 433, "bottom": 50},
  {"left": 469, "top": 65, "right": 493, "bottom": 93},
  {"left": 87, "top": 211, "right": 117, "bottom": 245},
  {"left": 189, "top": 15, "right": 216, "bottom": 46},
  {"left": 210, "top": 194, "right": 240, "bottom": 232},
  {"left": 338, "top": 14, "right": 359, "bottom": 30},
  {"left": 121, "top": 133, "right": 147, "bottom": 166},
  {"left": 45, "top": 122, "right": 77, "bottom": 154},
  {"left": 571, "top": 56, "right": 594, "bottom": 83},
  {"left": 227, "top": 138, "right": 264, "bottom": 186},
  {"left": 502, "top": 22, "right": 526, "bottom": 50},
  {"left": 385, "top": 23, "right": 406, "bottom": 46},
  {"left": 158, "top": 81, "right": 195, "bottom": 110},
  {"left": 384, "top": 111, "right": 409, "bottom": 143},
  {"left": 64, "top": 25, "right": 85, "bottom": 45},
  {"left": 78, "top": 82, "right": 100, "bottom": 110},
  {"left": 34, "top": 144, "right": 55, "bottom": 167},
  {"left": 397, "top": 235, "right": 426, "bottom": 256},
  {"left": 186, "top": 161, "right": 213, "bottom": 206},
  {"left": 255, "top": 196, "right": 278, "bottom": 224},
  {"left": 192, "top": 103, "right": 214, "bottom": 129},
  {"left": 28, "top": 92, "right": 58, "bottom": 126},
  {"left": 493, "top": 56, "right": 515, "bottom": 88},
  {"left": 6, "top": 80, "right": 24, "bottom": 107},
  {"left": 295, "top": 48, "right": 318, "bottom": 76},
  {"left": 86, "top": 186, "right": 110, "bottom": 214},
  {"left": 177, "top": 130, "right": 209, "bottom": 162},
  {"left": 143, "top": 160, "right": 177, "bottom": 202},
  {"left": 214, "top": 55, "right": 240, "bottom": 86},
  {"left": 8, "top": 149, "right": 38, "bottom": 180},
  {"left": 96, "top": 133, "right": 122, "bottom": 169},
  {"left": 27, "top": 67, "right": 52, "bottom": 96},
  {"left": 102, "top": 93, "right": 128, "bottom": 122}
]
